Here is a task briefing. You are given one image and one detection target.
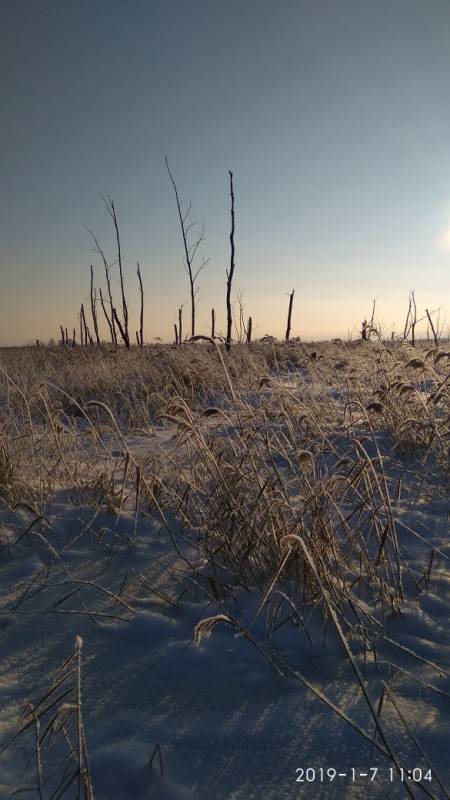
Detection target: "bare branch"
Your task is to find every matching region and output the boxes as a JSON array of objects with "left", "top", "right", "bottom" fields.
[
  {"left": 226, "top": 170, "right": 236, "bottom": 352},
  {"left": 165, "top": 157, "right": 208, "bottom": 337}
]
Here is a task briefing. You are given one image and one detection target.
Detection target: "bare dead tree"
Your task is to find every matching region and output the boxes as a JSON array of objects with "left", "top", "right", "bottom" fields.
[
  {"left": 360, "top": 299, "right": 380, "bottom": 341},
  {"left": 233, "top": 289, "right": 248, "bottom": 343},
  {"left": 85, "top": 227, "right": 117, "bottom": 344},
  {"left": 404, "top": 290, "right": 417, "bottom": 346},
  {"left": 403, "top": 300, "right": 411, "bottom": 340},
  {"left": 80, "top": 304, "right": 89, "bottom": 346},
  {"left": 211, "top": 308, "right": 215, "bottom": 339},
  {"left": 65, "top": 327, "right": 69, "bottom": 344},
  {"left": 226, "top": 170, "right": 236, "bottom": 352},
  {"left": 174, "top": 323, "right": 179, "bottom": 346},
  {"left": 60, "top": 325, "right": 65, "bottom": 346},
  {"left": 165, "top": 157, "right": 209, "bottom": 337},
  {"left": 178, "top": 306, "right": 183, "bottom": 345},
  {"left": 285, "top": 289, "right": 294, "bottom": 341},
  {"left": 99, "top": 288, "right": 114, "bottom": 343},
  {"left": 82, "top": 308, "right": 87, "bottom": 346},
  {"left": 72, "top": 328, "right": 76, "bottom": 347},
  {"left": 89, "top": 265, "right": 101, "bottom": 344},
  {"left": 246, "top": 316, "right": 252, "bottom": 344},
  {"left": 103, "top": 197, "right": 130, "bottom": 348},
  {"left": 425, "top": 308, "right": 438, "bottom": 346},
  {"left": 112, "top": 307, "right": 129, "bottom": 348},
  {"left": 403, "top": 292, "right": 415, "bottom": 343},
  {"left": 410, "top": 291, "right": 417, "bottom": 347},
  {"left": 369, "top": 298, "right": 376, "bottom": 330},
  {"left": 136, "top": 261, "right": 144, "bottom": 348},
  {"left": 403, "top": 291, "right": 432, "bottom": 346}
]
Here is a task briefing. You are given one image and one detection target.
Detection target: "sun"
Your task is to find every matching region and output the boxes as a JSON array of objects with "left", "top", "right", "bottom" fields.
[{"left": 435, "top": 227, "right": 450, "bottom": 253}]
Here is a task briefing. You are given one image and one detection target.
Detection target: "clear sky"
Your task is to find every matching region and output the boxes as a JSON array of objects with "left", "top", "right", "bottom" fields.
[{"left": 1, "top": 0, "right": 450, "bottom": 344}]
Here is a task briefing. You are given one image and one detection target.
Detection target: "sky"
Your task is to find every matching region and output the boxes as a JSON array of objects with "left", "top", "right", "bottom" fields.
[{"left": 1, "top": 0, "right": 450, "bottom": 344}]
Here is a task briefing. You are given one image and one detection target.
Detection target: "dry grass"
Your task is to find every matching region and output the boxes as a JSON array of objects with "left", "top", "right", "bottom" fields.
[{"left": 1, "top": 338, "right": 449, "bottom": 796}]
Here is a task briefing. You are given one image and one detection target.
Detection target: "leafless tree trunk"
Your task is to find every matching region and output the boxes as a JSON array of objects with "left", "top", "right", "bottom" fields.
[
  {"left": 285, "top": 289, "right": 294, "bottom": 341},
  {"left": 72, "top": 328, "right": 76, "bottom": 347},
  {"left": 136, "top": 261, "right": 144, "bottom": 348},
  {"left": 85, "top": 227, "right": 117, "bottom": 344},
  {"left": 60, "top": 325, "right": 65, "bottom": 346},
  {"left": 178, "top": 306, "right": 183, "bottom": 345},
  {"left": 90, "top": 265, "right": 101, "bottom": 344},
  {"left": 403, "top": 292, "right": 416, "bottom": 343},
  {"left": 103, "top": 196, "right": 130, "bottom": 348},
  {"left": 112, "top": 307, "right": 129, "bottom": 349},
  {"left": 369, "top": 298, "right": 376, "bottom": 330},
  {"left": 425, "top": 308, "right": 438, "bottom": 346},
  {"left": 246, "top": 316, "right": 252, "bottom": 344},
  {"left": 165, "top": 158, "right": 208, "bottom": 337},
  {"left": 409, "top": 291, "right": 417, "bottom": 346},
  {"left": 174, "top": 323, "right": 179, "bottom": 346},
  {"left": 404, "top": 291, "right": 430, "bottom": 347},
  {"left": 99, "top": 289, "right": 114, "bottom": 343},
  {"left": 211, "top": 308, "right": 215, "bottom": 339},
  {"left": 79, "top": 307, "right": 84, "bottom": 346},
  {"left": 80, "top": 304, "right": 89, "bottom": 346},
  {"left": 226, "top": 170, "right": 235, "bottom": 352}
]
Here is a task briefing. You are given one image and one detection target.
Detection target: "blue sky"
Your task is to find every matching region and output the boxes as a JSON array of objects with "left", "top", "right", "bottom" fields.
[{"left": 1, "top": 0, "right": 450, "bottom": 343}]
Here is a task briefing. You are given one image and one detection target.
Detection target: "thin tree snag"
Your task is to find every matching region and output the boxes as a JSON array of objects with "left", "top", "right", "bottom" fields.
[
  {"left": 369, "top": 298, "right": 376, "bottom": 330},
  {"left": 85, "top": 226, "right": 117, "bottom": 344},
  {"left": 426, "top": 308, "right": 438, "bottom": 346},
  {"left": 165, "top": 157, "right": 208, "bottom": 338},
  {"left": 178, "top": 306, "right": 183, "bottom": 345},
  {"left": 79, "top": 307, "right": 83, "bottom": 346},
  {"left": 211, "top": 308, "right": 215, "bottom": 339},
  {"left": 403, "top": 291, "right": 416, "bottom": 343},
  {"left": 410, "top": 290, "right": 417, "bottom": 347},
  {"left": 90, "top": 265, "right": 101, "bottom": 344},
  {"left": 285, "top": 289, "right": 294, "bottom": 341},
  {"left": 80, "top": 304, "right": 88, "bottom": 346},
  {"left": 60, "top": 325, "right": 65, "bottom": 346},
  {"left": 99, "top": 288, "right": 114, "bottom": 343},
  {"left": 226, "top": 170, "right": 236, "bottom": 352},
  {"left": 136, "top": 261, "right": 144, "bottom": 348},
  {"left": 247, "top": 316, "right": 252, "bottom": 344},
  {"left": 103, "top": 197, "right": 130, "bottom": 348},
  {"left": 112, "top": 307, "right": 129, "bottom": 348},
  {"left": 72, "top": 328, "right": 76, "bottom": 347},
  {"left": 174, "top": 323, "right": 179, "bottom": 346}
]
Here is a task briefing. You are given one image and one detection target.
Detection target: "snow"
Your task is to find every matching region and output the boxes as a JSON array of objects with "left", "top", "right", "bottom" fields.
[{"left": 1, "top": 346, "right": 449, "bottom": 799}]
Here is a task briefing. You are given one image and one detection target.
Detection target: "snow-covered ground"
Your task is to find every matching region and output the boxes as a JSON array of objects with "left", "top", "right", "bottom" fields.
[{"left": 1, "top": 344, "right": 449, "bottom": 799}]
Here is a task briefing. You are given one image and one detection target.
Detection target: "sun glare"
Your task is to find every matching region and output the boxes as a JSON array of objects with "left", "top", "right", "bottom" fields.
[{"left": 435, "top": 227, "right": 450, "bottom": 252}]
